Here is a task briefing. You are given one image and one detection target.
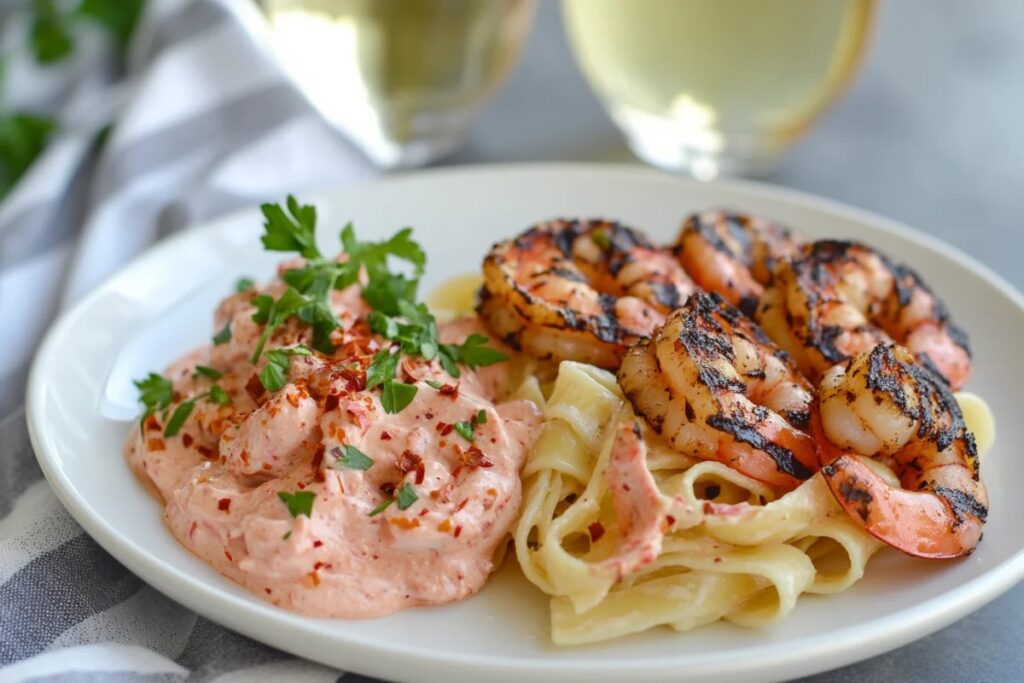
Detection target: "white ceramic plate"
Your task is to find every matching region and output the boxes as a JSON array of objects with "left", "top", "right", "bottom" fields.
[{"left": 27, "top": 165, "right": 1024, "bottom": 683}]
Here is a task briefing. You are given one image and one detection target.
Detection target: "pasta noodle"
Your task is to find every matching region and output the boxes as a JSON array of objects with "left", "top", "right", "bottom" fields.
[{"left": 515, "top": 361, "right": 886, "bottom": 645}]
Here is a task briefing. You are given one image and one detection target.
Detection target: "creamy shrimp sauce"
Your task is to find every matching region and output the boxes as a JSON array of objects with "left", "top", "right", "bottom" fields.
[{"left": 127, "top": 210, "right": 539, "bottom": 617}]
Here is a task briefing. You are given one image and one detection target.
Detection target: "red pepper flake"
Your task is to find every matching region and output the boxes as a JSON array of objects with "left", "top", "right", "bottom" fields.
[
  {"left": 703, "top": 501, "right": 715, "bottom": 515},
  {"left": 313, "top": 540, "right": 323, "bottom": 548},
  {"left": 397, "top": 450, "right": 425, "bottom": 485},
  {"left": 181, "top": 433, "right": 194, "bottom": 448},
  {"left": 146, "top": 438, "right": 166, "bottom": 452},
  {"left": 239, "top": 449, "right": 250, "bottom": 465},
  {"left": 245, "top": 373, "right": 266, "bottom": 403},
  {"left": 262, "top": 463, "right": 272, "bottom": 470},
  {"left": 224, "top": 550, "right": 233, "bottom": 562},
  {"left": 435, "top": 421, "right": 453, "bottom": 436},
  {"left": 380, "top": 431, "right": 392, "bottom": 441},
  {"left": 196, "top": 444, "right": 215, "bottom": 459},
  {"left": 310, "top": 443, "right": 325, "bottom": 473},
  {"left": 456, "top": 444, "right": 493, "bottom": 470},
  {"left": 217, "top": 498, "right": 231, "bottom": 512},
  {"left": 454, "top": 525, "right": 463, "bottom": 538},
  {"left": 313, "top": 561, "right": 325, "bottom": 570},
  {"left": 424, "top": 412, "right": 435, "bottom": 420},
  {"left": 588, "top": 522, "right": 606, "bottom": 542},
  {"left": 389, "top": 517, "right": 421, "bottom": 530},
  {"left": 455, "top": 498, "right": 469, "bottom": 512},
  {"left": 324, "top": 394, "right": 340, "bottom": 412},
  {"left": 418, "top": 507, "right": 429, "bottom": 517},
  {"left": 265, "top": 588, "right": 272, "bottom": 594},
  {"left": 666, "top": 515, "right": 676, "bottom": 527},
  {"left": 296, "top": 482, "right": 306, "bottom": 490},
  {"left": 144, "top": 415, "right": 161, "bottom": 432},
  {"left": 439, "top": 383, "right": 459, "bottom": 399}
]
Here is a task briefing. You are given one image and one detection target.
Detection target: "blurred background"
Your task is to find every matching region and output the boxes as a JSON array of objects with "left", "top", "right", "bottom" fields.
[{"left": 1, "top": 0, "right": 1022, "bottom": 681}]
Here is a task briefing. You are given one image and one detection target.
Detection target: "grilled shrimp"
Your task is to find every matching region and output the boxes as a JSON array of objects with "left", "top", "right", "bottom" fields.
[
  {"left": 618, "top": 291, "right": 818, "bottom": 491},
  {"left": 673, "top": 210, "right": 801, "bottom": 316},
  {"left": 479, "top": 219, "right": 697, "bottom": 368},
  {"left": 757, "top": 240, "right": 972, "bottom": 389},
  {"left": 815, "top": 343, "right": 987, "bottom": 558}
]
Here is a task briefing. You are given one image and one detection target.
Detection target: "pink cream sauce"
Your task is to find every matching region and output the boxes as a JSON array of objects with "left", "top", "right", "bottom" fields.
[{"left": 126, "top": 280, "right": 539, "bottom": 617}]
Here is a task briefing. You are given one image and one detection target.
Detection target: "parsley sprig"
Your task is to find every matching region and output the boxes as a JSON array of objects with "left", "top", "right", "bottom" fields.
[
  {"left": 134, "top": 370, "right": 231, "bottom": 438},
  {"left": 454, "top": 409, "right": 488, "bottom": 442},
  {"left": 368, "top": 483, "right": 419, "bottom": 517}
]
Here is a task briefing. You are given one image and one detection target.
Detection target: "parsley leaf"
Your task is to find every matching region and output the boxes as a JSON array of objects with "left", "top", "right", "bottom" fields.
[
  {"left": 333, "top": 445, "right": 374, "bottom": 471},
  {"left": 249, "top": 287, "right": 309, "bottom": 362},
  {"left": 261, "top": 195, "right": 320, "bottom": 259},
  {"left": 193, "top": 365, "right": 222, "bottom": 381},
  {"left": 134, "top": 373, "right": 174, "bottom": 417},
  {"left": 396, "top": 483, "right": 418, "bottom": 510},
  {"left": 212, "top": 322, "right": 232, "bottom": 346},
  {"left": 365, "top": 348, "right": 400, "bottom": 390},
  {"left": 425, "top": 379, "right": 444, "bottom": 390},
  {"left": 208, "top": 385, "right": 231, "bottom": 406},
  {"left": 453, "top": 409, "right": 488, "bottom": 443},
  {"left": 259, "top": 346, "right": 312, "bottom": 392},
  {"left": 235, "top": 277, "right": 255, "bottom": 293},
  {"left": 163, "top": 400, "right": 195, "bottom": 438},
  {"left": 368, "top": 498, "right": 394, "bottom": 517},
  {"left": 453, "top": 420, "right": 474, "bottom": 442},
  {"left": 277, "top": 490, "right": 315, "bottom": 518},
  {"left": 440, "top": 334, "right": 509, "bottom": 374},
  {"left": 381, "top": 380, "right": 417, "bottom": 414}
]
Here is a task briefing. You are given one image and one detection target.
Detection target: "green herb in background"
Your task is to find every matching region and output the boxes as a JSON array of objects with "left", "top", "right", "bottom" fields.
[
  {"left": 0, "top": 113, "right": 57, "bottom": 199},
  {"left": 1, "top": 0, "right": 147, "bottom": 200}
]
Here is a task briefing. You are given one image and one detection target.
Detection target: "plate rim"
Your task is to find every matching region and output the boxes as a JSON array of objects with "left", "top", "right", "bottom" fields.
[{"left": 25, "top": 162, "right": 1024, "bottom": 681}]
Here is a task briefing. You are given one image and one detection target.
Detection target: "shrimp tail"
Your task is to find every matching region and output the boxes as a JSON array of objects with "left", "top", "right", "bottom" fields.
[{"left": 820, "top": 455, "right": 984, "bottom": 559}]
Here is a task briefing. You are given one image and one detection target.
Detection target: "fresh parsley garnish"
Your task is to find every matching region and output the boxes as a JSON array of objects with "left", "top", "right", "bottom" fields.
[
  {"left": 333, "top": 445, "right": 374, "bottom": 471},
  {"left": 425, "top": 379, "right": 444, "bottom": 390},
  {"left": 369, "top": 483, "right": 419, "bottom": 517},
  {"left": 30, "top": 0, "right": 73, "bottom": 64},
  {"left": 208, "top": 385, "right": 232, "bottom": 406},
  {"left": 368, "top": 498, "right": 394, "bottom": 517},
  {"left": 397, "top": 483, "right": 418, "bottom": 510},
  {"left": 261, "top": 196, "right": 321, "bottom": 259},
  {"left": 258, "top": 345, "right": 311, "bottom": 392},
  {"left": 134, "top": 371, "right": 232, "bottom": 437},
  {"left": 193, "top": 365, "right": 222, "bottom": 380},
  {"left": 453, "top": 409, "right": 488, "bottom": 442},
  {"left": 249, "top": 287, "right": 309, "bottom": 361},
  {"left": 163, "top": 400, "right": 195, "bottom": 438},
  {"left": 212, "top": 322, "right": 232, "bottom": 345},
  {"left": 277, "top": 490, "right": 315, "bottom": 518},
  {"left": 235, "top": 277, "right": 255, "bottom": 293},
  {"left": 381, "top": 379, "right": 418, "bottom": 414},
  {"left": 133, "top": 373, "right": 173, "bottom": 430}
]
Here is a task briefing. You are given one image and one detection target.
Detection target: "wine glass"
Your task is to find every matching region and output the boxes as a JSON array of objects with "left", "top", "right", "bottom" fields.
[
  {"left": 262, "top": 0, "right": 536, "bottom": 169},
  {"left": 562, "top": 0, "right": 876, "bottom": 179}
]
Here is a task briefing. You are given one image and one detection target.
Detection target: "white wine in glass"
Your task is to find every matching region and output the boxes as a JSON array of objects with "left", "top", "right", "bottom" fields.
[
  {"left": 262, "top": 0, "right": 535, "bottom": 168},
  {"left": 562, "top": 0, "right": 876, "bottom": 178}
]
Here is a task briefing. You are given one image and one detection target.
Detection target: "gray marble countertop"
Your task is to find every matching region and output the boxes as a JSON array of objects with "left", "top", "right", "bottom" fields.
[{"left": 443, "top": 1, "right": 1023, "bottom": 680}]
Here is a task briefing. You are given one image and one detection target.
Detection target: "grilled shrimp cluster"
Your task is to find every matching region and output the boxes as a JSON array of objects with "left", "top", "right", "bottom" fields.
[
  {"left": 479, "top": 219, "right": 696, "bottom": 368},
  {"left": 479, "top": 212, "right": 986, "bottom": 558}
]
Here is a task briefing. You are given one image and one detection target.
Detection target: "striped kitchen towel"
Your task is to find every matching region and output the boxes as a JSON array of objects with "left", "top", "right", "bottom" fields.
[{"left": 0, "top": 0, "right": 377, "bottom": 680}]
